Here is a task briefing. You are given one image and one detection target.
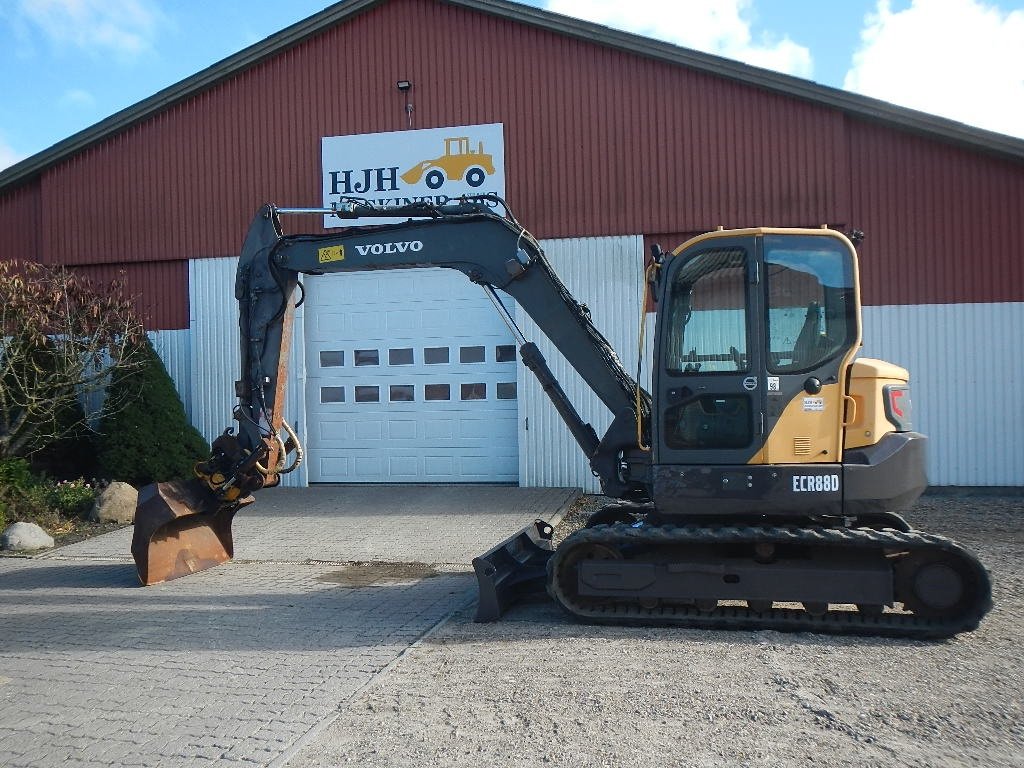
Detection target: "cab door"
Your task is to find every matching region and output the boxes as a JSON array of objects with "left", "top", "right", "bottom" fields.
[{"left": 653, "top": 235, "right": 766, "bottom": 468}]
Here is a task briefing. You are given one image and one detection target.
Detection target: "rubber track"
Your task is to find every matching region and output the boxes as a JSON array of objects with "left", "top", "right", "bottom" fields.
[{"left": 548, "top": 524, "right": 993, "bottom": 639}]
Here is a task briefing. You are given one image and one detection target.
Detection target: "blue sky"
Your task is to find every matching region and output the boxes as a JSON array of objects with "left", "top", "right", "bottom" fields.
[{"left": 1, "top": 0, "right": 1022, "bottom": 172}]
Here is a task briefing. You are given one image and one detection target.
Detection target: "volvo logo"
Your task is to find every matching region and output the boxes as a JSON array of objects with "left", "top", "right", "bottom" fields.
[{"left": 354, "top": 241, "right": 424, "bottom": 256}]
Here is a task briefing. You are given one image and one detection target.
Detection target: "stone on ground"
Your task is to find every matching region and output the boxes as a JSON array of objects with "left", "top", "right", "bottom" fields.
[
  {"left": 89, "top": 481, "right": 138, "bottom": 524},
  {"left": 1, "top": 521, "right": 55, "bottom": 551}
]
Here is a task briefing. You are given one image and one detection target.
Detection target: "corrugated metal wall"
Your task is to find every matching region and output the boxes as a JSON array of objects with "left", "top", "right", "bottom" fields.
[
  {"left": 149, "top": 329, "right": 191, "bottom": 415},
  {"left": 187, "top": 257, "right": 308, "bottom": 487},
  {"left": 69, "top": 261, "right": 190, "bottom": 329},
  {"left": 861, "top": 302, "right": 1024, "bottom": 486},
  {"left": 517, "top": 235, "right": 646, "bottom": 492},
  {"left": 848, "top": 121, "right": 1024, "bottom": 307}
]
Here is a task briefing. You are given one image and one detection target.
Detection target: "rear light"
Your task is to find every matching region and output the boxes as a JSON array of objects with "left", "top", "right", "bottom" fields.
[{"left": 883, "top": 385, "right": 912, "bottom": 431}]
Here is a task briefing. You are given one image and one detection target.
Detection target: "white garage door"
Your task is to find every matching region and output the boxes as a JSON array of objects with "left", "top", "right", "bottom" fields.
[{"left": 304, "top": 268, "right": 519, "bottom": 483}]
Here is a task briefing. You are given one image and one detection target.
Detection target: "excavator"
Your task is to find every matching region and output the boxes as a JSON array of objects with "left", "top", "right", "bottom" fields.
[{"left": 132, "top": 195, "right": 992, "bottom": 638}]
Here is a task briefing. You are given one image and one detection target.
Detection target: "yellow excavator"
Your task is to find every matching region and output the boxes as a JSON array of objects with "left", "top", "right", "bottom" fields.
[{"left": 131, "top": 195, "right": 991, "bottom": 638}]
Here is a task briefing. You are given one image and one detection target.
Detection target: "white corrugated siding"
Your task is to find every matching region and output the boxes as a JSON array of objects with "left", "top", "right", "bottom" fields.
[
  {"left": 187, "top": 257, "right": 308, "bottom": 488},
  {"left": 148, "top": 329, "right": 191, "bottom": 418},
  {"left": 180, "top": 253, "right": 1022, "bottom": 490},
  {"left": 861, "top": 302, "right": 1024, "bottom": 486},
  {"left": 517, "top": 235, "right": 647, "bottom": 492}
]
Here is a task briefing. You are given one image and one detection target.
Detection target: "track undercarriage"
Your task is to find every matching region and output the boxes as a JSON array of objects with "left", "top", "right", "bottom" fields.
[{"left": 540, "top": 508, "right": 992, "bottom": 639}]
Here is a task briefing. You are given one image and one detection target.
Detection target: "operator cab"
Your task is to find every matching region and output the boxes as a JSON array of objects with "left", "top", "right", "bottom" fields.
[{"left": 651, "top": 229, "right": 862, "bottom": 518}]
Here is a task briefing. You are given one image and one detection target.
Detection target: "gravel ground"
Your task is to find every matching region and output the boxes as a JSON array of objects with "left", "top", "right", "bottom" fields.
[{"left": 288, "top": 496, "right": 1023, "bottom": 768}]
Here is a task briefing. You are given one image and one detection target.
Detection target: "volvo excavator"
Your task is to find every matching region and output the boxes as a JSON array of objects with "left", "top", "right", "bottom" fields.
[{"left": 132, "top": 195, "right": 992, "bottom": 638}]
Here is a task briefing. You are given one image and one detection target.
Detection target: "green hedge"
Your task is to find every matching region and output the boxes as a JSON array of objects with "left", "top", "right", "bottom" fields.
[{"left": 97, "top": 339, "right": 209, "bottom": 487}]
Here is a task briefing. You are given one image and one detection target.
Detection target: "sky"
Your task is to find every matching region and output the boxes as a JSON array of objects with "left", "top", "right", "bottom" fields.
[{"left": 1, "top": 0, "right": 1023, "bottom": 173}]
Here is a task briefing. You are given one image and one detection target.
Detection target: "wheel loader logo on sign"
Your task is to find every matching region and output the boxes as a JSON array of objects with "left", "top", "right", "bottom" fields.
[{"left": 400, "top": 137, "right": 495, "bottom": 190}]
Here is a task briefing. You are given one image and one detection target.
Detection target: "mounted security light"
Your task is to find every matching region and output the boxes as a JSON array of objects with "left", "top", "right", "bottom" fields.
[{"left": 396, "top": 80, "right": 414, "bottom": 128}]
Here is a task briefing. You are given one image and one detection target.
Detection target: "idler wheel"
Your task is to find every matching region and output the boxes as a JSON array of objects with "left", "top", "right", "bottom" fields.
[
  {"left": 895, "top": 551, "right": 973, "bottom": 619},
  {"left": 557, "top": 540, "right": 623, "bottom": 604}
]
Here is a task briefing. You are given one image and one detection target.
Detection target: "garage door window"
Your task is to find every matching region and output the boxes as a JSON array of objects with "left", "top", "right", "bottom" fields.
[
  {"left": 390, "top": 385, "right": 415, "bottom": 402},
  {"left": 461, "top": 383, "right": 487, "bottom": 400},
  {"left": 319, "top": 351, "right": 344, "bottom": 367},
  {"left": 497, "top": 382, "right": 517, "bottom": 400},
  {"left": 424, "top": 347, "right": 449, "bottom": 364},
  {"left": 460, "top": 346, "right": 485, "bottom": 363},
  {"left": 389, "top": 348, "right": 414, "bottom": 365},
  {"left": 496, "top": 345, "right": 516, "bottom": 362},
  {"left": 425, "top": 384, "right": 451, "bottom": 400},
  {"left": 354, "top": 349, "right": 379, "bottom": 366},
  {"left": 320, "top": 386, "right": 345, "bottom": 403},
  {"left": 355, "top": 385, "right": 380, "bottom": 402}
]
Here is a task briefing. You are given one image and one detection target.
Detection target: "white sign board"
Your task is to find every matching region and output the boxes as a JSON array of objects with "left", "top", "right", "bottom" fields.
[{"left": 321, "top": 123, "right": 505, "bottom": 226}]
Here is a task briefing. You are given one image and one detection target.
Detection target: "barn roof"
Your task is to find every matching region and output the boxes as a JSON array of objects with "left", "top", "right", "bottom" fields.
[{"left": 2, "top": 0, "right": 1022, "bottom": 191}]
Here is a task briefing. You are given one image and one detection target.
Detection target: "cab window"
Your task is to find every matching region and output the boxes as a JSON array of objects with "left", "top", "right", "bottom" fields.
[
  {"left": 765, "top": 235, "right": 856, "bottom": 374},
  {"left": 664, "top": 247, "right": 749, "bottom": 374}
]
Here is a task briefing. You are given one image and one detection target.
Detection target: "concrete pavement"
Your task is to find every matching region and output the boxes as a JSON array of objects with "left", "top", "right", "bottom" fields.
[{"left": 0, "top": 484, "right": 577, "bottom": 767}]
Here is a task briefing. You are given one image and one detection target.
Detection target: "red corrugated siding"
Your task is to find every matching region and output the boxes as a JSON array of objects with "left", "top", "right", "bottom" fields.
[
  {"left": 0, "top": 184, "right": 41, "bottom": 260},
  {"left": 70, "top": 261, "right": 189, "bottom": 330},
  {"left": 848, "top": 120, "right": 1024, "bottom": 305},
  {"left": 4, "top": 0, "right": 1023, "bottom": 327}
]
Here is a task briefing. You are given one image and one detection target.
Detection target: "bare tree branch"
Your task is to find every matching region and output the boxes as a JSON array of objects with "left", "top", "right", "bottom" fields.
[{"left": 0, "top": 260, "right": 145, "bottom": 460}]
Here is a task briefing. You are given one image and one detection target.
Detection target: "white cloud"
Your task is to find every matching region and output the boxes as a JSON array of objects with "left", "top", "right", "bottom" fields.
[
  {"left": 60, "top": 88, "right": 97, "bottom": 109},
  {"left": 844, "top": 0, "right": 1024, "bottom": 139},
  {"left": 542, "top": 0, "right": 813, "bottom": 78},
  {"left": 17, "top": 0, "right": 168, "bottom": 57},
  {"left": 0, "top": 138, "right": 25, "bottom": 172}
]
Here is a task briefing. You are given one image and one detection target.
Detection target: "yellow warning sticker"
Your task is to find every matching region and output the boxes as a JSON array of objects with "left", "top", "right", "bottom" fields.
[{"left": 318, "top": 245, "right": 345, "bottom": 263}]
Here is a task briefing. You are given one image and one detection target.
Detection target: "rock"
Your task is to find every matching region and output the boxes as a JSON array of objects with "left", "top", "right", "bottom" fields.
[
  {"left": 1, "top": 521, "right": 55, "bottom": 551},
  {"left": 89, "top": 481, "right": 138, "bottom": 524}
]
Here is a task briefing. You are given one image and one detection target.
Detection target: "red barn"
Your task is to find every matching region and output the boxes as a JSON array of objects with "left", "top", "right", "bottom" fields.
[{"left": 1, "top": 0, "right": 1021, "bottom": 488}]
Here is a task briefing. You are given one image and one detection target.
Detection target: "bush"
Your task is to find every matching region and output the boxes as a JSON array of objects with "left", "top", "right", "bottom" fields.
[
  {"left": 97, "top": 338, "right": 209, "bottom": 487},
  {"left": 0, "top": 457, "right": 35, "bottom": 492},
  {"left": 47, "top": 478, "right": 97, "bottom": 518},
  {"left": 0, "top": 457, "right": 101, "bottom": 538}
]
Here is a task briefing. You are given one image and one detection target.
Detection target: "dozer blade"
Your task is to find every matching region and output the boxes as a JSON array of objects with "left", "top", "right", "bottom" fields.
[
  {"left": 131, "top": 478, "right": 250, "bottom": 586},
  {"left": 472, "top": 519, "right": 555, "bottom": 622}
]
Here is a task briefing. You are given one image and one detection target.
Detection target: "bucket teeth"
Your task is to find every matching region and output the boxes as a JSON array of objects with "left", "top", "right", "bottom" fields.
[{"left": 131, "top": 478, "right": 250, "bottom": 585}]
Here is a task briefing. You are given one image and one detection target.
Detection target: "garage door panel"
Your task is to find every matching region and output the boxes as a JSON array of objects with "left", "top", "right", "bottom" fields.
[
  {"left": 422, "top": 455, "right": 455, "bottom": 476},
  {"left": 315, "top": 411, "right": 512, "bottom": 447},
  {"left": 353, "top": 421, "right": 383, "bottom": 440},
  {"left": 387, "top": 419, "right": 418, "bottom": 440},
  {"left": 388, "top": 456, "right": 418, "bottom": 476},
  {"left": 315, "top": 449, "right": 516, "bottom": 482}
]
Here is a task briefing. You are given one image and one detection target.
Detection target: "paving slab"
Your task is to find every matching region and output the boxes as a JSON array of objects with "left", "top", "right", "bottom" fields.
[
  {"left": 0, "top": 484, "right": 577, "bottom": 768},
  {"left": 44, "top": 484, "right": 577, "bottom": 565}
]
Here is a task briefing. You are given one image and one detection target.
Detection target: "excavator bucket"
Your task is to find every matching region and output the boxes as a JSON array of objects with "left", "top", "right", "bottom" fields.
[
  {"left": 131, "top": 478, "right": 249, "bottom": 586},
  {"left": 472, "top": 519, "right": 555, "bottom": 621}
]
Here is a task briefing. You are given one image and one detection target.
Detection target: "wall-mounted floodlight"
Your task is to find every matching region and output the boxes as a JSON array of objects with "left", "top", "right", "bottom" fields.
[{"left": 397, "top": 80, "right": 414, "bottom": 128}]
